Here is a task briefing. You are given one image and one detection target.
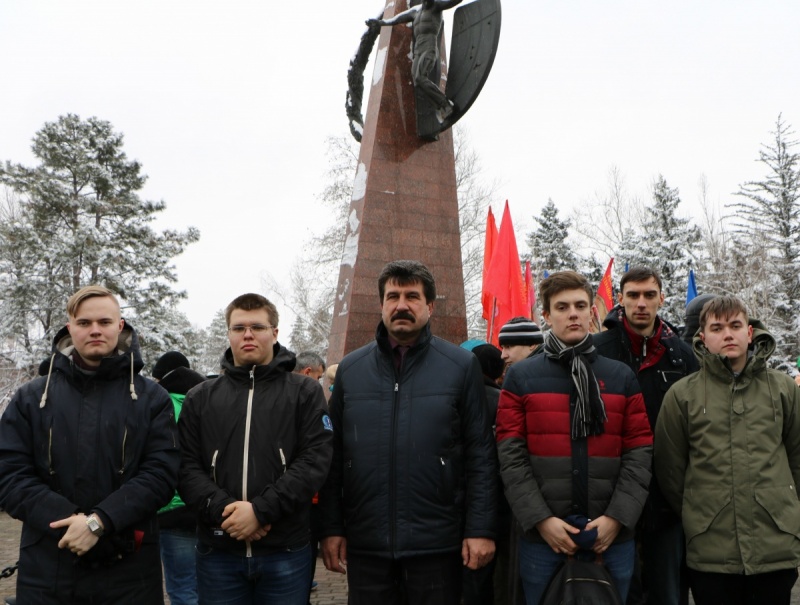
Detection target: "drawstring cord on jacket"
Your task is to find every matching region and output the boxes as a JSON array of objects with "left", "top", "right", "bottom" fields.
[
  {"left": 39, "top": 354, "right": 56, "bottom": 408},
  {"left": 129, "top": 352, "right": 138, "bottom": 401},
  {"left": 40, "top": 351, "right": 139, "bottom": 406}
]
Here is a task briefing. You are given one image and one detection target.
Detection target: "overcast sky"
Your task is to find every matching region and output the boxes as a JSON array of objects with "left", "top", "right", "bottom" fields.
[{"left": 1, "top": 1, "right": 798, "bottom": 332}]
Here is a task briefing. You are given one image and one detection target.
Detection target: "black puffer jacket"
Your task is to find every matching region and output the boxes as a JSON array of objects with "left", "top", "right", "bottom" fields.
[
  {"left": 178, "top": 343, "right": 333, "bottom": 555},
  {"left": 0, "top": 323, "right": 179, "bottom": 587},
  {"left": 319, "top": 322, "right": 497, "bottom": 557},
  {"left": 594, "top": 307, "right": 698, "bottom": 529}
]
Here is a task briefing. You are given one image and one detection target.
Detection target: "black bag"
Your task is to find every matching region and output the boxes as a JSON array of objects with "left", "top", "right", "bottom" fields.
[{"left": 539, "top": 554, "right": 623, "bottom": 605}]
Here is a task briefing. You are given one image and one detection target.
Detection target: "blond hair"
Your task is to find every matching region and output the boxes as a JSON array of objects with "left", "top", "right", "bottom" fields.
[{"left": 66, "top": 285, "right": 120, "bottom": 318}]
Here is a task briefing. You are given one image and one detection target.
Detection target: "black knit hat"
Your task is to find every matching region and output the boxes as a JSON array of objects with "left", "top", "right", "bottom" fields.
[
  {"left": 152, "top": 351, "right": 191, "bottom": 380},
  {"left": 472, "top": 344, "right": 504, "bottom": 381},
  {"left": 498, "top": 317, "right": 543, "bottom": 346}
]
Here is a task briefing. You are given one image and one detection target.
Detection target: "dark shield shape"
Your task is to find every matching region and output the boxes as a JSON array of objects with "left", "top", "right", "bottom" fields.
[{"left": 417, "top": 0, "right": 502, "bottom": 140}]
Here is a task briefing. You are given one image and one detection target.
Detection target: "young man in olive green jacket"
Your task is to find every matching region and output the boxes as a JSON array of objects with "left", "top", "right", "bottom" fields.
[{"left": 655, "top": 296, "right": 800, "bottom": 605}]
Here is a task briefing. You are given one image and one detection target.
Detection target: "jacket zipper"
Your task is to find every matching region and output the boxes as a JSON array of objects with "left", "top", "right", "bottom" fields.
[
  {"left": 390, "top": 378, "right": 400, "bottom": 555},
  {"left": 242, "top": 367, "right": 256, "bottom": 557}
]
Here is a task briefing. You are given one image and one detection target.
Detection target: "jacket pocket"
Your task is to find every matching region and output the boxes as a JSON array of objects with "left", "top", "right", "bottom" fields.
[
  {"left": 754, "top": 486, "right": 800, "bottom": 539},
  {"left": 682, "top": 488, "right": 731, "bottom": 542},
  {"left": 657, "top": 370, "right": 685, "bottom": 392}
]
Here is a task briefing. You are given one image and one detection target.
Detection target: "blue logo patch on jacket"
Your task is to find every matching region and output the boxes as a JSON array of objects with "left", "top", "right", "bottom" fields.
[{"left": 322, "top": 415, "right": 333, "bottom": 431}]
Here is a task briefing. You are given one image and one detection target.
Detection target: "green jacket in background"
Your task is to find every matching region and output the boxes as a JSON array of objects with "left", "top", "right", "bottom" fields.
[
  {"left": 159, "top": 392, "right": 188, "bottom": 515},
  {"left": 654, "top": 320, "right": 800, "bottom": 575}
]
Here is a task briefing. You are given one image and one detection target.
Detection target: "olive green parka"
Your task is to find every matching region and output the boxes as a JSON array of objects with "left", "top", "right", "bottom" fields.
[{"left": 654, "top": 320, "right": 800, "bottom": 574}]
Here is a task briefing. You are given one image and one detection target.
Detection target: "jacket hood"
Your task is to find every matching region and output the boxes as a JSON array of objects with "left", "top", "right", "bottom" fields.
[
  {"left": 692, "top": 318, "right": 774, "bottom": 375},
  {"left": 38, "top": 320, "right": 145, "bottom": 408},
  {"left": 220, "top": 342, "right": 297, "bottom": 378}
]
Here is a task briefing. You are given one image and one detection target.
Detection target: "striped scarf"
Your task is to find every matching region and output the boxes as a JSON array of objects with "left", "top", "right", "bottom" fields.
[{"left": 543, "top": 331, "right": 607, "bottom": 439}]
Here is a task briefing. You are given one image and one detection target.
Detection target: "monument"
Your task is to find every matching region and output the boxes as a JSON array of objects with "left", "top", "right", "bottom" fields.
[{"left": 327, "top": 0, "right": 501, "bottom": 363}]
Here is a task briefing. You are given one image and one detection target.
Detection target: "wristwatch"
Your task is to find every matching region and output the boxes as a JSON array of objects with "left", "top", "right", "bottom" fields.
[{"left": 86, "top": 514, "right": 104, "bottom": 537}]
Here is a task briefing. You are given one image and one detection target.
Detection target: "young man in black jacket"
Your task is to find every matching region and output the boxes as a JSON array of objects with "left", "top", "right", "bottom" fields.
[
  {"left": 320, "top": 260, "right": 497, "bottom": 605},
  {"left": 178, "top": 294, "right": 333, "bottom": 605},
  {"left": 0, "top": 285, "right": 180, "bottom": 604},
  {"left": 593, "top": 267, "right": 698, "bottom": 605}
]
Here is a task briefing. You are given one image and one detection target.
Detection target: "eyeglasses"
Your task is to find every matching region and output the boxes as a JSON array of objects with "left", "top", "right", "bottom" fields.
[{"left": 228, "top": 324, "right": 275, "bottom": 335}]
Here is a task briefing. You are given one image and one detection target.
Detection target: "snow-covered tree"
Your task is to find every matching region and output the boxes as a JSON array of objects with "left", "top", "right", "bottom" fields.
[
  {"left": 189, "top": 310, "right": 229, "bottom": 376},
  {"left": 728, "top": 115, "right": 800, "bottom": 369},
  {"left": 0, "top": 114, "right": 199, "bottom": 371},
  {"left": 617, "top": 175, "right": 700, "bottom": 324},
  {"left": 572, "top": 165, "right": 644, "bottom": 260},
  {"left": 527, "top": 199, "right": 578, "bottom": 275},
  {"left": 454, "top": 128, "right": 499, "bottom": 339}
]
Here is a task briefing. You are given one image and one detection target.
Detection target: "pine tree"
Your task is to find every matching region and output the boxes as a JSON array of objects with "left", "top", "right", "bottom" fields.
[
  {"left": 527, "top": 199, "right": 578, "bottom": 275},
  {"left": 190, "top": 310, "right": 229, "bottom": 376},
  {"left": 0, "top": 114, "right": 199, "bottom": 371},
  {"left": 729, "top": 115, "right": 800, "bottom": 369},
  {"left": 617, "top": 176, "right": 700, "bottom": 325}
]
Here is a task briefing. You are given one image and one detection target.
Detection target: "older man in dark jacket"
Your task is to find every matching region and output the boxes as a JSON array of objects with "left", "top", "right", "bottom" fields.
[
  {"left": 320, "top": 260, "right": 497, "bottom": 605},
  {"left": 0, "top": 285, "right": 180, "bottom": 604}
]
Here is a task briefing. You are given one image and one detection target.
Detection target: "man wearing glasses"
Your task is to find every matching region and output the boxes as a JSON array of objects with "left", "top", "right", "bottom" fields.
[{"left": 178, "top": 293, "right": 333, "bottom": 605}]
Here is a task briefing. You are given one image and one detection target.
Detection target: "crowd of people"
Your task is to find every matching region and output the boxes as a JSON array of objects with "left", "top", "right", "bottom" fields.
[{"left": 0, "top": 260, "right": 799, "bottom": 605}]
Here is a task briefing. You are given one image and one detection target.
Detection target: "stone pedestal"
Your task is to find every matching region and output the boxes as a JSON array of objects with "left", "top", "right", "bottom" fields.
[{"left": 327, "top": 0, "right": 467, "bottom": 364}]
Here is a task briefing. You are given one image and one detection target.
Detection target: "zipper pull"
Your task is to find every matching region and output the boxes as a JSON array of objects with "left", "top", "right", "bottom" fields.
[
  {"left": 394, "top": 383, "right": 399, "bottom": 392},
  {"left": 279, "top": 448, "right": 287, "bottom": 474},
  {"left": 440, "top": 457, "right": 445, "bottom": 466}
]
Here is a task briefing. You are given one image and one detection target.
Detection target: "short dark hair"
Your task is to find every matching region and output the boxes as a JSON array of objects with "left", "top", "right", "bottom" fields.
[
  {"left": 540, "top": 271, "right": 593, "bottom": 313},
  {"left": 699, "top": 296, "right": 749, "bottom": 331},
  {"left": 378, "top": 260, "right": 436, "bottom": 303},
  {"left": 620, "top": 266, "right": 663, "bottom": 292},
  {"left": 295, "top": 351, "right": 325, "bottom": 373},
  {"left": 225, "top": 293, "right": 280, "bottom": 327}
]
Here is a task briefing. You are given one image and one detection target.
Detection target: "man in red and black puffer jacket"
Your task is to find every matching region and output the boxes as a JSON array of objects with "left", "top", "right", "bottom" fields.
[{"left": 496, "top": 271, "right": 653, "bottom": 605}]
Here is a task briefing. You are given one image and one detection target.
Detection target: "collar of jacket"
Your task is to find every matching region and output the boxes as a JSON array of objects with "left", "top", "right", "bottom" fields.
[
  {"left": 375, "top": 320, "right": 432, "bottom": 357},
  {"left": 220, "top": 343, "right": 296, "bottom": 383},
  {"left": 603, "top": 306, "right": 685, "bottom": 368},
  {"left": 51, "top": 322, "right": 144, "bottom": 379}
]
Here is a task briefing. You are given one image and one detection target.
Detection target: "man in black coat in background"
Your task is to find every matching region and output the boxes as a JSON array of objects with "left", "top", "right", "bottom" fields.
[{"left": 594, "top": 267, "right": 698, "bottom": 605}]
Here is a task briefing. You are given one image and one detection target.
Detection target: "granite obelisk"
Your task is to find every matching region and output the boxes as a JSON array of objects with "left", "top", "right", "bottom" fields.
[{"left": 327, "top": 0, "right": 467, "bottom": 363}]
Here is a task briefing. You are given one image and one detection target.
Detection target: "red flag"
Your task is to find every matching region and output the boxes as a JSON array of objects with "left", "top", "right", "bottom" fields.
[
  {"left": 595, "top": 257, "right": 615, "bottom": 321},
  {"left": 525, "top": 261, "right": 537, "bottom": 323},
  {"left": 484, "top": 201, "right": 527, "bottom": 345},
  {"left": 481, "top": 207, "right": 498, "bottom": 321}
]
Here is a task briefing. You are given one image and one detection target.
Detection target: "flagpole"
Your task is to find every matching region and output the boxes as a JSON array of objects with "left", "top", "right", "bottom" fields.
[{"left": 487, "top": 298, "right": 497, "bottom": 343}]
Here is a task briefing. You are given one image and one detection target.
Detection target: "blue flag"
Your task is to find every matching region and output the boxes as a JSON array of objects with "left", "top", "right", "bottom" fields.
[{"left": 686, "top": 269, "right": 698, "bottom": 306}]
